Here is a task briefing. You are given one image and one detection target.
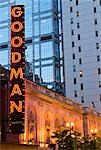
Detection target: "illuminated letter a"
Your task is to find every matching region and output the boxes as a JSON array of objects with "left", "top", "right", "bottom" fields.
[{"left": 10, "top": 84, "right": 22, "bottom": 97}]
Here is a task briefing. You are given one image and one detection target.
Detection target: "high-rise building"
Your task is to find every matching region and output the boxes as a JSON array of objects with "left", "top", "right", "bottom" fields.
[
  {"left": 0, "top": 0, "right": 65, "bottom": 95},
  {"left": 62, "top": 0, "right": 101, "bottom": 112}
]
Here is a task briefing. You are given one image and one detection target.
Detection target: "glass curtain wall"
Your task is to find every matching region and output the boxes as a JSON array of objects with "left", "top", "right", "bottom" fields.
[{"left": 0, "top": 0, "right": 65, "bottom": 95}]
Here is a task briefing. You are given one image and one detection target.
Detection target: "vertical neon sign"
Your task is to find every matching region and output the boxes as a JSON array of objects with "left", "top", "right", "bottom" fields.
[{"left": 9, "top": 5, "right": 25, "bottom": 133}]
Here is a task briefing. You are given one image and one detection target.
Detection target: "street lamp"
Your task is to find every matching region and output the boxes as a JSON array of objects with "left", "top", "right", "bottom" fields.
[
  {"left": 65, "top": 122, "right": 77, "bottom": 149},
  {"left": 66, "top": 122, "right": 75, "bottom": 138},
  {"left": 90, "top": 128, "right": 98, "bottom": 149},
  {"left": 51, "top": 132, "right": 56, "bottom": 138},
  {"left": 39, "top": 141, "right": 44, "bottom": 148},
  {"left": 66, "top": 122, "right": 74, "bottom": 130},
  {"left": 90, "top": 128, "right": 98, "bottom": 136}
]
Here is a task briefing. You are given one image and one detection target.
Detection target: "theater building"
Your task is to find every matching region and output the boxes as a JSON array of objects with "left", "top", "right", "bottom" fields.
[
  {"left": 19, "top": 79, "right": 83, "bottom": 145},
  {"left": 0, "top": 65, "right": 9, "bottom": 142},
  {"left": 19, "top": 79, "right": 101, "bottom": 146},
  {"left": 0, "top": 75, "right": 101, "bottom": 149}
]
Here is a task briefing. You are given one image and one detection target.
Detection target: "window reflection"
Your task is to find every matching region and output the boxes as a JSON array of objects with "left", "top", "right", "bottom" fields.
[
  {"left": 40, "top": 12, "right": 51, "bottom": 18},
  {"left": 40, "top": 18, "right": 52, "bottom": 35},
  {"left": 0, "top": 28, "right": 8, "bottom": 43},
  {"left": 34, "top": 44, "right": 39, "bottom": 60},
  {"left": 54, "top": 43, "right": 59, "bottom": 57},
  {"left": 25, "top": 2, "right": 33, "bottom": 38},
  {"left": 0, "top": 7, "right": 8, "bottom": 21},
  {"left": 35, "top": 68, "right": 40, "bottom": 76},
  {"left": 41, "top": 65, "right": 53, "bottom": 82},
  {"left": 25, "top": 45, "right": 33, "bottom": 63},
  {"left": 41, "top": 41, "right": 53, "bottom": 58},
  {"left": 0, "top": 22, "right": 8, "bottom": 27},
  {"left": 35, "top": 61, "right": 40, "bottom": 66},
  {"left": 0, "top": 1, "right": 8, "bottom": 5},
  {"left": 0, "top": 50, "right": 8, "bottom": 65},
  {"left": 54, "top": 20, "right": 59, "bottom": 34},
  {"left": 40, "top": 0, "right": 52, "bottom": 12},
  {"left": 10, "top": 0, "right": 14, "bottom": 3},
  {"left": 41, "top": 59, "right": 53, "bottom": 65},
  {"left": 61, "top": 66, "right": 63, "bottom": 82},
  {"left": 16, "top": 0, "right": 33, "bottom": 38},
  {"left": 34, "top": 21, "right": 39, "bottom": 36},
  {"left": 33, "top": 0, "right": 38, "bottom": 13}
]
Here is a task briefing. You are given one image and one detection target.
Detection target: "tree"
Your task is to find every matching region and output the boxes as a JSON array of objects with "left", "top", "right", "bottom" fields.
[
  {"left": 51, "top": 128, "right": 101, "bottom": 150},
  {"left": 79, "top": 135, "right": 101, "bottom": 150},
  {"left": 51, "top": 128, "right": 81, "bottom": 150}
]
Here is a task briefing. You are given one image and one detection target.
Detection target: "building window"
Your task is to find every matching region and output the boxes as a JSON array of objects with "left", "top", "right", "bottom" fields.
[
  {"left": 40, "top": 18, "right": 52, "bottom": 35},
  {"left": 73, "top": 65, "right": 76, "bottom": 72},
  {"left": 72, "top": 41, "right": 75, "bottom": 47},
  {"left": 74, "top": 78, "right": 76, "bottom": 84},
  {"left": 80, "top": 70, "right": 83, "bottom": 77},
  {"left": 71, "top": 18, "right": 73, "bottom": 24},
  {"left": 96, "top": 43, "right": 99, "bottom": 49},
  {"left": 25, "top": 45, "right": 33, "bottom": 63},
  {"left": 98, "top": 68, "right": 101, "bottom": 74},
  {"left": 71, "top": 30, "right": 74, "bottom": 35},
  {"left": 74, "top": 90, "right": 77, "bottom": 97},
  {"left": 34, "top": 21, "right": 39, "bottom": 36},
  {"left": 0, "top": 49, "right": 9, "bottom": 66},
  {"left": 97, "top": 55, "right": 100, "bottom": 62},
  {"left": 95, "top": 31, "right": 98, "bottom": 37},
  {"left": 78, "top": 34, "right": 80, "bottom": 40},
  {"left": 41, "top": 66, "right": 53, "bottom": 83},
  {"left": 94, "top": 19, "right": 97, "bottom": 25},
  {"left": 99, "top": 81, "right": 101, "bottom": 87},
  {"left": 100, "top": 95, "right": 101, "bottom": 101},
  {"left": 81, "top": 96, "right": 84, "bottom": 103},
  {"left": 77, "top": 23, "right": 80, "bottom": 28},
  {"left": 76, "top": 11, "right": 79, "bottom": 17},
  {"left": 41, "top": 41, "right": 53, "bottom": 58},
  {"left": 94, "top": 7, "right": 96, "bottom": 13},
  {"left": 78, "top": 46, "right": 81, "bottom": 52},
  {"left": 79, "top": 58, "right": 82, "bottom": 64},
  {"left": 76, "top": 0, "right": 78, "bottom": 5},
  {"left": 34, "top": 44, "right": 40, "bottom": 59},
  {"left": 73, "top": 53, "right": 75, "bottom": 59},
  {"left": 70, "top": 7, "right": 73, "bottom": 12},
  {"left": 91, "top": 102, "right": 95, "bottom": 108},
  {"left": 100, "top": 0, "right": 101, "bottom": 5},
  {"left": 80, "top": 83, "right": 83, "bottom": 90},
  {"left": 40, "top": 0, "right": 52, "bottom": 12}
]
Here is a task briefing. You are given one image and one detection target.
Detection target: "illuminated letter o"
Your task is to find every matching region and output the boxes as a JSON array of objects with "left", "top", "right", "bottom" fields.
[
  {"left": 11, "top": 36, "right": 23, "bottom": 47},
  {"left": 11, "top": 7, "right": 23, "bottom": 17},
  {"left": 11, "top": 21, "right": 23, "bottom": 32}
]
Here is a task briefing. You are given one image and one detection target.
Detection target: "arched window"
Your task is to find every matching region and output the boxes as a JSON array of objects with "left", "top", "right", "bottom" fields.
[
  {"left": 27, "top": 105, "right": 37, "bottom": 143},
  {"left": 45, "top": 111, "right": 52, "bottom": 144}
]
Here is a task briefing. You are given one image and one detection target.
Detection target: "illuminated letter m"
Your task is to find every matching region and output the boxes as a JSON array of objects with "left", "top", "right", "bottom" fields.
[{"left": 10, "top": 68, "right": 23, "bottom": 81}]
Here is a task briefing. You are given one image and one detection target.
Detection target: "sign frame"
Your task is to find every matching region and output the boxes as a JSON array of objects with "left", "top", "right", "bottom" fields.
[{"left": 9, "top": 5, "right": 25, "bottom": 134}]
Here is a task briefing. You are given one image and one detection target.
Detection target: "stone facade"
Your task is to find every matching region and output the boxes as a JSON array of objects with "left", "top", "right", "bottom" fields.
[
  {"left": 18, "top": 80, "right": 101, "bottom": 146},
  {"left": 0, "top": 75, "right": 101, "bottom": 147},
  {"left": 83, "top": 107, "right": 101, "bottom": 137}
]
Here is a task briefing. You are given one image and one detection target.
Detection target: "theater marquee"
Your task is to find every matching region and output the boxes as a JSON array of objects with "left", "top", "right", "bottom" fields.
[{"left": 9, "top": 5, "right": 25, "bottom": 133}]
